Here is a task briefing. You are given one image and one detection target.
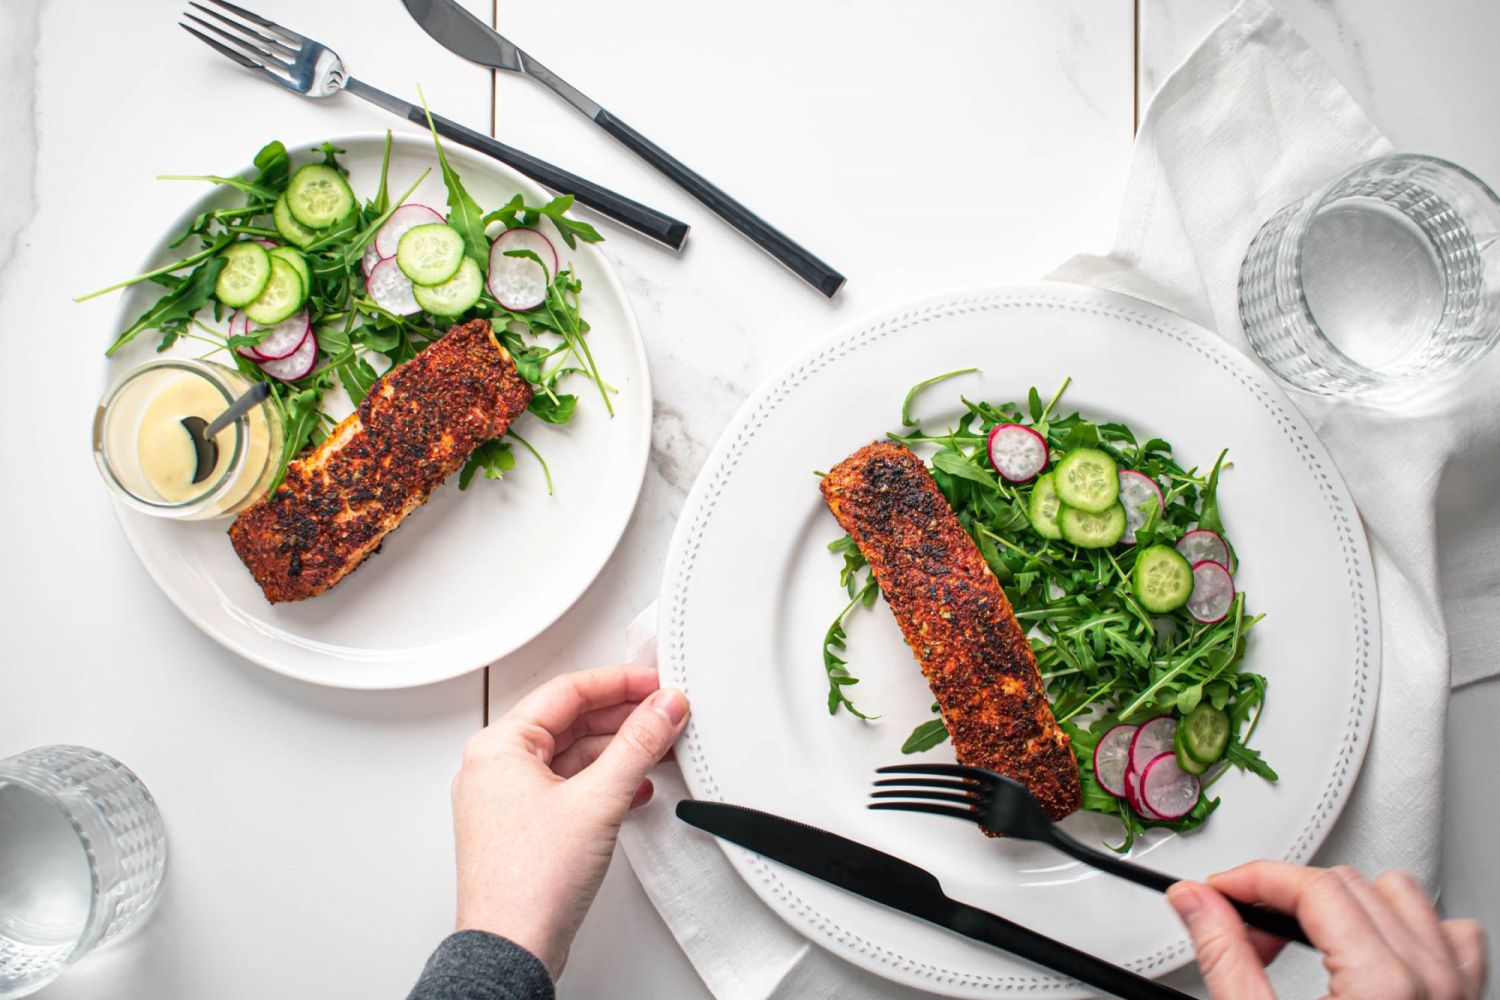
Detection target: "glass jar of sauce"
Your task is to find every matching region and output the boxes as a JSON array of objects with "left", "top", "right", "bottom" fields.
[{"left": 92, "top": 360, "right": 282, "bottom": 520}]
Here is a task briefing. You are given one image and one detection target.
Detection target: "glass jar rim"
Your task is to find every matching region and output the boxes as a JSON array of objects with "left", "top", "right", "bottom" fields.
[{"left": 94, "top": 359, "right": 256, "bottom": 512}]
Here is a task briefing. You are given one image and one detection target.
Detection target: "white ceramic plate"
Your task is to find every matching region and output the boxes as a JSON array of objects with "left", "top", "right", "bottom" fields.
[
  {"left": 104, "top": 134, "right": 650, "bottom": 689},
  {"left": 660, "top": 286, "right": 1378, "bottom": 997}
]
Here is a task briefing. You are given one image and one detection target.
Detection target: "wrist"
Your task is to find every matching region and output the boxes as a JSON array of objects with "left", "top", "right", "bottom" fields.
[{"left": 455, "top": 910, "right": 564, "bottom": 978}]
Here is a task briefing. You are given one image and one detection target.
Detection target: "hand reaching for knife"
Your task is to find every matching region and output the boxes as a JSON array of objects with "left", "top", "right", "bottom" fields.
[
  {"left": 1169, "top": 862, "right": 1487, "bottom": 999},
  {"left": 449, "top": 665, "right": 690, "bottom": 979}
]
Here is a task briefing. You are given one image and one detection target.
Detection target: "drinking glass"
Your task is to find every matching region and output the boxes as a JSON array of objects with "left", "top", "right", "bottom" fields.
[
  {"left": 1238, "top": 154, "right": 1500, "bottom": 395},
  {"left": 0, "top": 747, "right": 167, "bottom": 999}
]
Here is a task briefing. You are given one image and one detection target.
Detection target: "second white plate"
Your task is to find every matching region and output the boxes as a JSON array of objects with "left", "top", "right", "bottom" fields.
[{"left": 660, "top": 285, "right": 1378, "bottom": 996}]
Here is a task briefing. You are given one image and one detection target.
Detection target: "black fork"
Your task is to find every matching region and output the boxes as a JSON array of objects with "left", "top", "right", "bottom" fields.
[{"left": 872, "top": 763, "right": 1310, "bottom": 947}]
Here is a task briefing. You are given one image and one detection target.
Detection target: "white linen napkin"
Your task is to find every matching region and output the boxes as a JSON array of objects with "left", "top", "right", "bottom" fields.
[{"left": 621, "top": 1, "right": 1500, "bottom": 996}]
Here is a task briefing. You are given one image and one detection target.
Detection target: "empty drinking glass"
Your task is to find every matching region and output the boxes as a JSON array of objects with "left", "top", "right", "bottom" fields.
[
  {"left": 1238, "top": 154, "right": 1500, "bottom": 395},
  {"left": 0, "top": 746, "right": 167, "bottom": 999}
]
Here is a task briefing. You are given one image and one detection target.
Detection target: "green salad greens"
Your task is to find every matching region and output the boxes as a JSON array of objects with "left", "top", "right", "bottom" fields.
[
  {"left": 821, "top": 374, "right": 1275, "bottom": 848},
  {"left": 77, "top": 112, "right": 608, "bottom": 499}
]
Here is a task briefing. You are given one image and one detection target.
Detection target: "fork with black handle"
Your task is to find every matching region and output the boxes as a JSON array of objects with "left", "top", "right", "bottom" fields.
[
  {"left": 872, "top": 763, "right": 1311, "bottom": 947},
  {"left": 178, "top": 0, "right": 689, "bottom": 250}
]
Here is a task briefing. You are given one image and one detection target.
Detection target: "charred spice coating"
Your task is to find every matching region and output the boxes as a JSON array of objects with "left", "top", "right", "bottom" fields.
[
  {"left": 229, "top": 319, "right": 532, "bottom": 603},
  {"left": 821, "top": 441, "right": 1082, "bottom": 823}
]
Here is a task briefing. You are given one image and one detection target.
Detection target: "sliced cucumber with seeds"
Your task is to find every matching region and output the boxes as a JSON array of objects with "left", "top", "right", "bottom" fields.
[
  {"left": 1059, "top": 503, "right": 1125, "bottom": 548},
  {"left": 1027, "top": 473, "right": 1063, "bottom": 540},
  {"left": 412, "top": 257, "right": 483, "bottom": 316},
  {"left": 274, "top": 194, "right": 319, "bottom": 248},
  {"left": 397, "top": 223, "right": 465, "bottom": 286},
  {"left": 1055, "top": 447, "right": 1119, "bottom": 513},
  {"left": 1174, "top": 724, "right": 1211, "bottom": 775},
  {"left": 268, "top": 247, "right": 310, "bottom": 297},
  {"left": 215, "top": 241, "right": 271, "bottom": 307},
  {"left": 244, "top": 256, "right": 307, "bottom": 325},
  {"left": 1179, "top": 703, "right": 1230, "bottom": 763},
  {"left": 285, "top": 163, "right": 355, "bottom": 229},
  {"left": 1132, "top": 544, "right": 1193, "bottom": 613}
]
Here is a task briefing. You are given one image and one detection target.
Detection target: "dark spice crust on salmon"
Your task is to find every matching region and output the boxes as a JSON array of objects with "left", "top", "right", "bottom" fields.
[
  {"left": 229, "top": 319, "right": 532, "bottom": 603},
  {"left": 821, "top": 441, "right": 1081, "bottom": 822}
]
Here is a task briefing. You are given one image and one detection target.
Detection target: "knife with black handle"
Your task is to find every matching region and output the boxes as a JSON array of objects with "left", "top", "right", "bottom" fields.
[
  {"left": 676, "top": 800, "right": 1193, "bottom": 1000},
  {"left": 402, "top": 0, "right": 846, "bottom": 298}
]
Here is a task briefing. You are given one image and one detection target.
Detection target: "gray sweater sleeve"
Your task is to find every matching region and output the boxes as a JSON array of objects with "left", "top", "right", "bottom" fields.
[{"left": 407, "top": 931, "right": 555, "bottom": 1000}]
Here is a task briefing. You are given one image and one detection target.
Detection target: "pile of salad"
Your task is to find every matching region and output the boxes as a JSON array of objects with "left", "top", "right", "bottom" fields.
[
  {"left": 823, "top": 374, "right": 1276, "bottom": 849},
  {"left": 79, "top": 117, "right": 610, "bottom": 496}
]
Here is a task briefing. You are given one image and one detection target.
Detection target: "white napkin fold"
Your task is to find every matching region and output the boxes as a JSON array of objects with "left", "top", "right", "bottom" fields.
[{"left": 621, "top": 2, "right": 1500, "bottom": 996}]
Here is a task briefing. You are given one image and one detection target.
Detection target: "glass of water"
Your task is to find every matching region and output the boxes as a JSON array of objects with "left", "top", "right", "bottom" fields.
[
  {"left": 1238, "top": 154, "right": 1500, "bottom": 394},
  {"left": 0, "top": 747, "right": 167, "bottom": 999}
]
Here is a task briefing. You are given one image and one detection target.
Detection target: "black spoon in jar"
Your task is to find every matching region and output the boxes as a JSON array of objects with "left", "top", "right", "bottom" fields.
[{"left": 181, "top": 381, "right": 271, "bottom": 484}]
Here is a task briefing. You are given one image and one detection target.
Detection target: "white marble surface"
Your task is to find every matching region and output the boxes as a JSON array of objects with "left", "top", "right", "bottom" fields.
[{"left": 0, "top": 0, "right": 1494, "bottom": 997}]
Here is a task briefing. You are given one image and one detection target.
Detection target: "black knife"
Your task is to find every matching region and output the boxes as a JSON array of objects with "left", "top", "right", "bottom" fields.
[
  {"left": 402, "top": 0, "right": 846, "bottom": 298},
  {"left": 676, "top": 801, "right": 1192, "bottom": 1000}
]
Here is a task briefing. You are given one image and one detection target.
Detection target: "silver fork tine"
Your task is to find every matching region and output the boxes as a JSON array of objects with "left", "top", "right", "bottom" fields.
[
  {"left": 182, "top": 13, "right": 294, "bottom": 70},
  {"left": 187, "top": 2, "right": 298, "bottom": 60},
  {"left": 196, "top": 0, "right": 307, "bottom": 44},
  {"left": 179, "top": 22, "right": 296, "bottom": 92},
  {"left": 868, "top": 802, "right": 979, "bottom": 823},
  {"left": 870, "top": 789, "right": 978, "bottom": 807}
]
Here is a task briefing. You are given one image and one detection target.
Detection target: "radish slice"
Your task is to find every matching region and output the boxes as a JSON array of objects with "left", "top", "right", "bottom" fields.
[
  {"left": 244, "top": 309, "right": 311, "bottom": 360},
  {"left": 257, "top": 328, "right": 317, "bottom": 382},
  {"left": 1124, "top": 765, "right": 1164, "bottom": 820},
  {"left": 1092, "top": 723, "right": 1136, "bottom": 798},
  {"left": 1177, "top": 529, "right": 1233, "bottom": 573},
  {"left": 361, "top": 242, "right": 385, "bottom": 277},
  {"left": 1187, "top": 560, "right": 1236, "bottom": 624},
  {"left": 375, "top": 204, "right": 445, "bottom": 259},
  {"left": 1118, "top": 470, "right": 1164, "bottom": 544},
  {"left": 1129, "top": 716, "right": 1177, "bottom": 777},
  {"left": 986, "top": 424, "right": 1049, "bottom": 482},
  {"left": 255, "top": 239, "right": 278, "bottom": 249},
  {"left": 366, "top": 257, "right": 421, "bottom": 316},
  {"left": 487, "top": 228, "right": 557, "bottom": 310},
  {"left": 230, "top": 311, "right": 261, "bottom": 360},
  {"left": 1140, "top": 752, "right": 1202, "bottom": 821}
]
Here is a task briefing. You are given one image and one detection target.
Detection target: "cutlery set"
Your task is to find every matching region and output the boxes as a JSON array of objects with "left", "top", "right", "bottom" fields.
[
  {"left": 678, "top": 761, "right": 1313, "bottom": 1000},
  {"left": 179, "top": 0, "right": 843, "bottom": 295}
]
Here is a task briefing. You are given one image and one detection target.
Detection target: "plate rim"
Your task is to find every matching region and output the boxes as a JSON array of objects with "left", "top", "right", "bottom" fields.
[
  {"left": 658, "top": 283, "right": 1380, "bottom": 994},
  {"left": 106, "top": 131, "right": 652, "bottom": 690}
]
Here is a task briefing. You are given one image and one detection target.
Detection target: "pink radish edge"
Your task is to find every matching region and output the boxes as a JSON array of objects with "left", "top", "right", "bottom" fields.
[
  {"left": 1092, "top": 723, "right": 1136, "bottom": 798},
  {"left": 986, "top": 424, "right": 1049, "bottom": 482}
]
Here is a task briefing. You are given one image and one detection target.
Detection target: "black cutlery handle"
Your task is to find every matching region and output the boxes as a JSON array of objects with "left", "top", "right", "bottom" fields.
[
  {"left": 948, "top": 902, "right": 1191, "bottom": 1000},
  {"left": 592, "top": 109, "right": 845, "bottom": 298},
  {"left": 1051, "top": 831, "right": 1311, "bottom": 946}
]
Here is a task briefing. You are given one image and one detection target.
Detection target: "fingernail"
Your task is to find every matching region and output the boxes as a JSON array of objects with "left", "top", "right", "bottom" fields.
[
  {"left": 1167, "top": 882, "right": 1203, "bottom": 921},
  {"left": 650, "top": 688, "right": 688, "bottom": 725}
]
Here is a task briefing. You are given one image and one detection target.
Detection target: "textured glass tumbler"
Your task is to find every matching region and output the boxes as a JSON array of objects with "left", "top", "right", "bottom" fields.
[
  {"left": 0, "top": 747, "right": 167, "bottom": 998},
  {"left": 1238, "top": 154, "right": 1500, "bottom": 395}
]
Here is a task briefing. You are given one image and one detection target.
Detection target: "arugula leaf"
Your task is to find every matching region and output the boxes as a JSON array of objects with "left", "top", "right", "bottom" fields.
[
  {"left": 901, "top": 718, "right": 950, "bottom": 754},
  {"left": 1199, "top": 449, "right": 1230, "bottom": 535},
  {"left": 417, "top": 89, "right": 488, "bottom": 269},
  {"left": 823, "top": 581, "right": 879, "bottom": 720},
  {"left": 528, "top": 393, "right": 577, "bottom": 424},
  {"left": 251, "top": 140, "right": 290, "bottom": 192},
  {"left": 901, "top": 368, "right": 979, "bottom": 426},
  {"left": 108, "top": 255, "right": 226, "bottom": 355},
  {"left": 459, "top": 439, "right": 516, "bottom": 490},
  {"left": 337, "top": 356, "right": 380, "bottom": 406},
  {"left": 931, "top": 451, "right": 998, "bottom": 490},
  {"left": 538, "top": 195, "right": 603, "bottom": 249}
]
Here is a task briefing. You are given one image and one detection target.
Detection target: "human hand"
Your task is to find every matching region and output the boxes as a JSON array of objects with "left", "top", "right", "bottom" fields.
[
  {"left": 1168, "top": 862, "right": 1487, "bottom": 999},
  {"left": 450, "top": 664, "right": 689, "bottom": 979}
]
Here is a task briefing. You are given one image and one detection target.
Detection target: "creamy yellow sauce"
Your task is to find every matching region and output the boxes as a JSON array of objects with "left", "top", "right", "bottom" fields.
[{"left": 137, "top": 377, "right": 235, "bottom": 502}]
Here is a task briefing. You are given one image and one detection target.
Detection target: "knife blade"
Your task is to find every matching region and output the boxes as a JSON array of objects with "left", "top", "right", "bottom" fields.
[
  {"left": 676, "top": 800, "right": 1192, "bottom": 1000},
  {"left": 402, "top": 0, "right": 846, "bottom": 298}
]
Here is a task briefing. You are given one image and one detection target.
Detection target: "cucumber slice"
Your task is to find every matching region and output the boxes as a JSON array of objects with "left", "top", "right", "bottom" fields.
[
  {"left": 268, "top": 247, "right": 311, "bottom": 298},
  {"left": 273, "top": 194, "right": 319, "bottom": 248},
  {"left": 1054, "top": 448, "right": 1119, "bottom": 513},
  {"left": 412, "top": 257, "right": 483, "bottom": 316},
  {"left": 397, "top": 223, "right": 465, "bottom": 286},
  {"left": 1174, "top": 725, "right": 1210, "bottom": 775},
  {"left": 1132, "top": 544, "right": 1193, "bottom": 613},
  {"left": 1027, "top": 473, "right": 1063, "bottom": 540},
  {"left": 1179, "top": 703, "right": 1230, "bottom": 763},
  {"left": 215, "top": 241, "right": 271, "bottom": 307},
  {"left": 244, "top": 256, "right": 307, "bottom": 325},
  {"left": 1058, "top": 503, "right": 1126, "bottom": 548},
  {"left": 285, "top": 163, "right": 355, "bottom": 229}
]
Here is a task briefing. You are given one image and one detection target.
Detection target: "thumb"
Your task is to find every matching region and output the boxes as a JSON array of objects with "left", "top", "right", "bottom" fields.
[
  {"left": 1168, "top": 882, "right": 1278, "bottom": 1000},
  {"left": 584, "top": 688, "right": 689, "bottom": 802}
]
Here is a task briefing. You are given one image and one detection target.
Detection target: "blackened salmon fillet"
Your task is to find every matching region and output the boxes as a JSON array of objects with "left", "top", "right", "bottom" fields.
[
  {"left": 820, "top": 441, "right": 1081, "bottom": 821},
  {"left": 229, "top": 318, "right": 532, "bottom": 603}
]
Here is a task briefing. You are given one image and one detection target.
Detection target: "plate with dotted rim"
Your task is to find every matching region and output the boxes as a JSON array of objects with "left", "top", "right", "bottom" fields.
[
  {"left": 658, "top": 284, "right": 1377, "bottom": 996},
  {"left": 103, "top": 134, "right": 651, "bottom": 689}
]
